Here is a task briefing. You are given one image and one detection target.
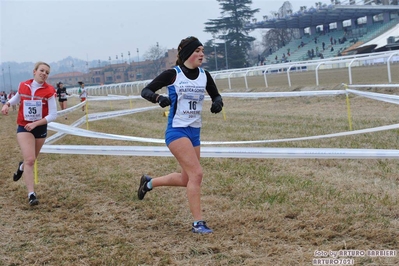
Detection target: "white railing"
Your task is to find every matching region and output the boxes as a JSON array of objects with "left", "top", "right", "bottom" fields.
[{"left": 69, "top": 51, "right": 399, "bottom": 96}]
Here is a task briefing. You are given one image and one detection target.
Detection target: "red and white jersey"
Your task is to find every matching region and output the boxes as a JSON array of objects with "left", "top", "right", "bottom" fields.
[{"left": 16, "top": 79, "right": 56, "bottom": 126}]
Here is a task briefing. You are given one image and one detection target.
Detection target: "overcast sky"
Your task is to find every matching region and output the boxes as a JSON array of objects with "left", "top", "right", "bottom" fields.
[{"left": 1, "top": 0, "right": 317, "bottom": 64}]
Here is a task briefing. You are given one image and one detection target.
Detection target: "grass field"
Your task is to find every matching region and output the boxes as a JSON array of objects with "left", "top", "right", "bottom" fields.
[{"left": 0, "top": 69, "right": 398, "bottom": 265}]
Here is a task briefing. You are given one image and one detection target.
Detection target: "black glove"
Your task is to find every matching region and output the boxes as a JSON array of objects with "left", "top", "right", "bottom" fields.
[
  {"left": 157, "top": 95, "right": 171, "bottom": 108},
  {"left": 210, "top": 99, "right": 223, "bottom": 114}
]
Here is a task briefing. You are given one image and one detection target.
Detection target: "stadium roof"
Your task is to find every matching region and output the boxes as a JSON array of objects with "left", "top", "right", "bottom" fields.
[{"left": 248, "top": 5, "right": 399, "bottom": 29}]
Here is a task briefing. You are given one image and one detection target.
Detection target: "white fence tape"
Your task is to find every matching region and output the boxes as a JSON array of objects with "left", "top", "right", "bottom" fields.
[
  {"left": 48, "top": 122, "right": 165, "bottom": 144},
  {"left": 41, "top": 145, "right": 399, "bottom": 159},
  {"left": 86, "top": 106, "right": 158, "bottom": 122},
  {"left": 346, "top": 89, "right": 399, "bottom": 105},
  {"left": 47, "top": 121, "right": 399, "bottom": 145},
  {"left": 48, "top": 105, "right": 159, "bottom": 144},
  {"left": 44, "top": 89, "right": 399, "bottom": 159},
  {"left": 56, "top": 100, "right": 86, "bottom": 116},
  {"left": 85, "top": 95, "right": 142, "bottom": 101},
  {"left": 345, "top": 84, "right": 399, "bottom": 89}
]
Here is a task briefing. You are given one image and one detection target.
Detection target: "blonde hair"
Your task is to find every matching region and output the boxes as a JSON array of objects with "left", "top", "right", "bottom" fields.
[{"left": 34, "top": 61, "right": 50, "bottom": 71}]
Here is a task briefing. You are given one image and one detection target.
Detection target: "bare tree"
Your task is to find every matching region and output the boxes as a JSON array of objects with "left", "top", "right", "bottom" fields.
[
  {"left": 144, "top": 42, "right": 167, "bottom": 77},
  {"left": 260, "top": 1, "right": 299, "bottom": 58}
]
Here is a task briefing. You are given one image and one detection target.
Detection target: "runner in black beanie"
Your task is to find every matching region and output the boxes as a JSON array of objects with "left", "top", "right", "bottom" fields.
[{"left": 139, "top": 36, "right": 224, "bottom": 234}]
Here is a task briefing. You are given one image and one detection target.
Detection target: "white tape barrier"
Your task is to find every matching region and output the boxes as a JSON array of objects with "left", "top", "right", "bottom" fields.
[
  {"left": 86, "top": 106, "right": 158, "bottom": 122},
  {"left": 61, "top": 89, "right": 391, "bottom": 110},
  {"left": 48, "top": 121, "right": 165, "bottom": 144},
  {"left": 84, "top": 95, "right": 142, "bottom": 101},
  {"left": 40, "top": 145, "right": 399, "bottom": 159},
  {"left": 107, "top": 94, "right": 142, "bottom": 99},
  {"left": 44, "top": 89, "right": 399, "bottom": 158},
  {"left": 345, "top": 84, "right": 399, "bottom": 89},
  {"left": 52, "top": 98, "right": 91, "bottom": 142},
  {"left": 57, "top": 100, "right": 86, "bottom": 116},
  {"left": 46, "top": 118, "right": 87, "bottom": 144},
  {"left": 346, "top": 89, "right": 399, "bottom": 105},
  {"left": 47, "top": 88, "right": 399, "bottom": 145},
  {"left": 56, "top": 95, "right": 143, "bottom": 116},
  {"left": 56, "top": 89, "right": 396, "bottom": 120},
  {"left": 47, "top": 106, "right": 159, "bottom": 144},
  {"left": 47, "top": 120, "right": 399, "bottom": 145}
]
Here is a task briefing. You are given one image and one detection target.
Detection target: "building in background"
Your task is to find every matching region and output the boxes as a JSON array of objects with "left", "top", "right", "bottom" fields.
[{"left": 48, "top": 48, "right": 180, "bottom": 87}]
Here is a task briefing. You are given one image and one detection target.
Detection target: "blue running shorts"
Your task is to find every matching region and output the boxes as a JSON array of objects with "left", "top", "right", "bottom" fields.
[{"left": 165, "top": 126, "right": 201, "bottom": 147}]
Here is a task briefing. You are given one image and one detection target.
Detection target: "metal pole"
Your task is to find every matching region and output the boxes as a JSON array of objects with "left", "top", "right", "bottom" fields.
[
  {"left": 214, "top": 44, "right": 218, "bottom": 71},
  {"left": 137, "top": 48, "right": 140, "bottom": 80},
  {"left": 1, "top": 68, "right": 6, "bottom": 88},
  {"left": 71, "top": 63, "right": 74, "bottom": 84},
  {"left": 8, "top": 65, "right": 12, "bottom": 90},
  {"left": 224, "top": 42, "right": 228, "bottom": 69}
]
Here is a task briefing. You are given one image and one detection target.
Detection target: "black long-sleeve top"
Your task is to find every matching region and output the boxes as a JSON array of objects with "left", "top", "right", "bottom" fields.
[
  {"left": 56, "top": 87, "right": 69, "bottom": 100},
  {"left": 141, "top": 65, "right": 222, "bottom": 103}
]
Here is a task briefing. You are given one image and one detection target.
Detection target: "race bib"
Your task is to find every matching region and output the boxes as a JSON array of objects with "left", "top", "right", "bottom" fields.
[
  {"left": 179, "top": 93, "right": 204, "bottom": 119},
  {"left": 23, "top": 100, "right": 43, "bottom": 121},
  {"left": 60, "top": 93, "right": 67, "bottom": 99}
]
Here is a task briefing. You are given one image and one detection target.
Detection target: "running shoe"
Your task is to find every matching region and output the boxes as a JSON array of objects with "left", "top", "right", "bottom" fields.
[
  {"left": 29, "top": 193, "right": 39, "bottom": 206},
  {"left": 137, "top": 175, "right": 152, "bottom": 200},
  {"left": 192, "top": 221, "right": 213, "bottom": 234},
  {"left": 13, "top": 161, "right": 23, "bottom": 182}
]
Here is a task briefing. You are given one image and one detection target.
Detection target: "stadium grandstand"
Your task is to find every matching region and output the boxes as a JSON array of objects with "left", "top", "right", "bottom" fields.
[{"left": 246, "top": 0, "right": 399, "bottom": 64}]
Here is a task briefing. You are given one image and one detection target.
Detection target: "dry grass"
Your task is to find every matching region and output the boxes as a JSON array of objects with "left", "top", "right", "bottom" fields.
[{"left": 0, "top": 69, "right": 398, "bottom": 265}]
